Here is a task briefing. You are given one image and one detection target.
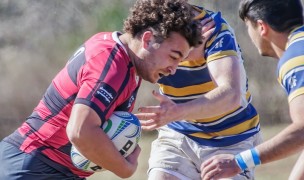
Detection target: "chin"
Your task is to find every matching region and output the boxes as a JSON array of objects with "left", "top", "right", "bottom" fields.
[
  {"left": 258, "top": 49, "right": 268, "bottom": 57},
  {"left": 260, "top": 51, "right": 272, "bottom": 58},
  {"left": 143, "top": 76, "right": 158, "bottom": 84},
  {"left": 150, "top": 78, "right": 158, "bottom": 84}
]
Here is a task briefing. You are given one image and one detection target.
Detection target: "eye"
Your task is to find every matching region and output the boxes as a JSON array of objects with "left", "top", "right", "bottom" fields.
[{"left": 170, "top": 56, "right": 178, "bottom": 61}]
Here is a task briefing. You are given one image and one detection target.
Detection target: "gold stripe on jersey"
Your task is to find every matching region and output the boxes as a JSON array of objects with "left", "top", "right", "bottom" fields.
[
  {"left": 160, "top": 82, "right": 215, "bottom": 97},
  {"left": 278, "top": 55, "right": 304, "bottom": 81},
  {"left": 192, "top": 5, "right": 206, "bottom": 18},
  {"left": 193, "top": 91, "right": 252, "bottom": 123},
  {"left": 192, "top": 105, "right": 239, "bottom": 123},
  {"left": 193, "top": 11, "right": 207, "bottom": 20},
  {"left": 180, "top": 58, "right": 205, "bottom": 67},
  {"left": 206, "top": 35, "right": 217, "bottom": 47},
  {"left": 288, "top": 87, "right": 304, "bottom": 102},
  {"left": 207, "top": 50, "right": 238, "bottom": 63},
  {"left": 288, "top": 32, "right": 304, "bottom": 47},
  {"left": 190, "top": 115, "right": 259, "bottom": 139},
  {"left": 205, "top": 21, "right": 229, "bottom": 48},
  {"left": 221, "top": 24, "right": 230, "bottom": 31},
  {"left": 289, "top": 26, "right": 303, "bottom": 35}
]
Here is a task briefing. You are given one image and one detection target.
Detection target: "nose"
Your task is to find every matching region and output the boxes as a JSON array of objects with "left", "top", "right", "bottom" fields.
[{"left": 169, "top": 62, "right": 179, "bottom": 75}]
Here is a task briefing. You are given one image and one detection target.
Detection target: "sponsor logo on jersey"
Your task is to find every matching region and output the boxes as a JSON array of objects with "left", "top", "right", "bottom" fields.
[
  {"left": 289, "top": 75, "right": 297, "bottom": 89},
  {"left": 215, "top": 37, "right": 224, "bottom": 49},
  {"left": 127, "top": 95, "right": 135, "bottom": 108},
  {"left": 95, "top": 82, "right": 117, "bottom": 106}
]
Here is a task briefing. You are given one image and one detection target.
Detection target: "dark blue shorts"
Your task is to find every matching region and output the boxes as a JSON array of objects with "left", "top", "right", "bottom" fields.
[{"left": 0, "top": 141, "right": 85, "bottom": 180}]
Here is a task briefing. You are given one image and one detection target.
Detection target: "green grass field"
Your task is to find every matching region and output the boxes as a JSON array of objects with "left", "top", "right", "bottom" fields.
[{"left": 88, "top": 124, "right": 299, "bottom": 180}]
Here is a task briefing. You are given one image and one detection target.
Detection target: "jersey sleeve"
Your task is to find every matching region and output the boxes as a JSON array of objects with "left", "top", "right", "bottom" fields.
[
  {"left": 74, "top": 46, "right": 129, "bottom": 123},
  {"left": 205, "top": 13, "right": 239, "bottom": 63},
  {"left": 278, "top": 39, "right": 304, "bottom": 102}
]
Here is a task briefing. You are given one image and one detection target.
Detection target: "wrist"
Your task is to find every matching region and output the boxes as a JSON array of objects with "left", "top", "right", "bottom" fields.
[
  {"left": 176, "top": 103, "right": 188, "bottom": 120},
  {"left": 117, "top": 160, "right": 135, "bottom": 178},
  {"left": 235, "top": 148, "right": 261, "bottom": 171}
]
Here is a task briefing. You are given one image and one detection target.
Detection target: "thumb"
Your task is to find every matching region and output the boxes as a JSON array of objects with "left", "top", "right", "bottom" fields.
[{"left": 152, "top": 90, "right": 168, "bottom": 103}]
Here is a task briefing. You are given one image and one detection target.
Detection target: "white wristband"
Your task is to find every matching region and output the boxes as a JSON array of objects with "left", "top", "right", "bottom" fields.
[{"left": 235, "top": 148, "right": 261, "bottom": 171}]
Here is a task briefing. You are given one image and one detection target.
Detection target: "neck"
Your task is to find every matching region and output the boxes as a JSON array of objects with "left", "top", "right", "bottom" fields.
[
  {"left": 119, "top": 33, "right": 140, "bottom": 71},
  {"left": 269, "top": 31, "right": 289, "bottom": 59}
]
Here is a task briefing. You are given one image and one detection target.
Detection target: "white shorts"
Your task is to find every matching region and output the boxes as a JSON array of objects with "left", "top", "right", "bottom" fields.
[{"left": 148, "top": 126, "right": 263, "bottom": 180}]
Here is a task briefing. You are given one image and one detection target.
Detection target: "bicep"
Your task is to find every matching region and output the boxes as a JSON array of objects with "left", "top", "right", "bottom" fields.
[
  {"left": 75, "top": 54, "right": 128, "bottom": 123},
  {"left": 207, "top": 56, "right": 240, "bottom": 87},
  {"left": 67, "top": 104, "right": 101, "bottom": 140},
  {"left": 289, "top": 95, "right": 304, "bottom": 124}
]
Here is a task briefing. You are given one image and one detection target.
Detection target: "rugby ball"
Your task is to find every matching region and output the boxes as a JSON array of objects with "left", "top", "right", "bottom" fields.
[{"left": 70, "top": 111, "right": 141, "bottom": 172}]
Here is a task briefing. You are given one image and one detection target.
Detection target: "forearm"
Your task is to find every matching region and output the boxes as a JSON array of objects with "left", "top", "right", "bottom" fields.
[
  {"left": 67, "top": 104, "right": 135, "bottom": 178},
  {"left": 179, "top": 56, "right": 242, "bottom": 121},
  {"left": 257, "top": 122, "right": 304, "bottom": 164},
  {"left": 70, "top": 125, "right": 133, "bottom": 178},
  {"left": 257, "top": 96, "right": 304, "bottom": 164},
  {"left": 179, "top": 85, "right": 241, "bottom": 120}
]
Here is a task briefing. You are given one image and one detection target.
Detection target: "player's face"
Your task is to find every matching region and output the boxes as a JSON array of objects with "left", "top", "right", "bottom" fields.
[
  {"left": 245, "top": 19, "right": 274, "bottom": 58},
  {"left": 136, "top": 32, "right": 191, "bottom": 83}
]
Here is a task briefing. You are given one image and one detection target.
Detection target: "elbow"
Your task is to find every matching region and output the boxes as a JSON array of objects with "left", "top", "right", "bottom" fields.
[
  {"left": 117, "top": 172, "right": 134, "bottom": 179},
  {"left": 113, "top": 164, "right": 136, "bottom": 179},
  {"left": 66, "top": 123, "right": 82, "bottom": 145},
  {"left": 66, "top": 124, "right": 92, "bottom": 154},
  {"left": 228, "top": 90, "right": 242, "bottom": 110}
]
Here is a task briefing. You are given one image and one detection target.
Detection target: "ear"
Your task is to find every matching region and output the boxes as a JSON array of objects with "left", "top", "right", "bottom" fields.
[
  {"left": 141, "top": 31, "right": 154, "bottom": 49},
  {"left": 257, "top": 19, "right": 268, "bottom": 37}
]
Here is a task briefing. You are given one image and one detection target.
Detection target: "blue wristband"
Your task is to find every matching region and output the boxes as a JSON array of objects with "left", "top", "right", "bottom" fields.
[
  {"left": 235, "top": 148, "right": 261, "bottom": 171},
  {"left": 251, "top": 148, "right": 261, "bottom": 165},
  {"left": 235, "top": 154, "right": 248, "bottom": 171}
]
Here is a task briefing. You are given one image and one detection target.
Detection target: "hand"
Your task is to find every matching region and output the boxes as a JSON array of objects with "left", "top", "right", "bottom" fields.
[
  {"left": 125, "top": 145, "right": 141, "bottom": 176},
  {"left": 135, "top": 91, "right": 182, "bottom": 131},
  {"left": 186, "top": 17, "right": 215, "bottom": 61},
  {"left": 201, "top": 154, "right": 241, "bottom": 180},
  {"left": 201, "top": 17, "right": 216, "bottom": 45}
]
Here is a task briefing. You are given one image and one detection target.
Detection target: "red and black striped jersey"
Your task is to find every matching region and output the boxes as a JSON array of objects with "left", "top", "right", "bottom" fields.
[{"left": 4, "top": 32, "right": 141, "bottom": 177}]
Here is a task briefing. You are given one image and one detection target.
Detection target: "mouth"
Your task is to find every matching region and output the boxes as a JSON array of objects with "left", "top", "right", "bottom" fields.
[{"left": 158, "top": 73, "right": 165, "bottom": 79}]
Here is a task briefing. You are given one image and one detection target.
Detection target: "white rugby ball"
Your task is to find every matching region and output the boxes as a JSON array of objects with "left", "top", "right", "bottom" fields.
[{"left": 70, "top": 111, "right": 141, "bottom": 172}]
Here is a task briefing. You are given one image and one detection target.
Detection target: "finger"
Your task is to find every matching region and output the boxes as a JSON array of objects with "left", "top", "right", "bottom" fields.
[
  {"left": 141, "top": 124, "right": 158, "bottom": 131},
  {"left": 137, "top": 106, "right": 161, "bottom": 113},
  {"left": 139, "top": 119, "right": 155, "bottom": 126},
  {"left": 200, "top": 17, "right": 213, "bottom": 26},
  {"left": 133, "top": 145, "right": 141, "bottom": 155},
  {"left": 202, "top": 20, "right": 215, "bottom": 32},
  {"left": 204, "top": 27, "right": 216, "bottom": 38},
  {"left": 201, "top": 158, "right": 217, "bottom": 178},
  {"left": 201, "top": 157, "right": 214, "bottom": 170},
  {"left": 152, "top": 90, "right": 169, "bottom": 103},
  {"left": 201, "top": 168, "right": 219, "bottom": 180},
  {"left": 135, "top": 113, "right": 157, "bottom": 120},
  {"left": 201, "top": 27, "right": 215, "bottom": 45}
]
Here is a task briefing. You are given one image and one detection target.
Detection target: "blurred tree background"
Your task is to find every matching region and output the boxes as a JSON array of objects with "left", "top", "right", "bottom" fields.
[{"left": 0, "top": 0, "right": 299, "bottom": 140}]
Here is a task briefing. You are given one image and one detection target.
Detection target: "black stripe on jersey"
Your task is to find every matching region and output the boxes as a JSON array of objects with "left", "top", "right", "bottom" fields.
[
  {"left": 42, "top": 83, "right": 76, "bottom": 116},
  {"left": 22, "top": 84, "right": 76, "bottom": 140},
  {"left": 67, "top": 45, "right": 86, "bottom": 85},
  {"left": 57, "top": 143, "right": 72, "bottom": 157},
  {"left": 86, "top": 45, "right": 134, "bottom": 122},
  {"left": 84, "top": 45, "right": 120, "bottom": 122},
  {"left": 87, "top": 45, "right": 119, "bottom": 100},
  {"left": 76, "top": 98, "right": 106, "bottom": 123},
  {"left": 103, "top": 61, "right": 132, "bottom": 116},
  {"left": 112, "top": 62, "right": 134, "bottom": 112}
]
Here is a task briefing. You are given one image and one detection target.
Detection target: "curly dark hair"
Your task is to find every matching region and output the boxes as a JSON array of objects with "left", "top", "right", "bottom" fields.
[{"left": 123, "top": 0, "right": 202, "bottom": 47}]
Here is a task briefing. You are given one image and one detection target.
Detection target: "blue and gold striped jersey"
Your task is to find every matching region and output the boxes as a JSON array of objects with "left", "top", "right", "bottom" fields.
[
  {"left": 278, "top": 25, "right": 304, "bottom": 102},
  {"left": 158, "top": 6, "right": 260, "bottom": 147}
]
